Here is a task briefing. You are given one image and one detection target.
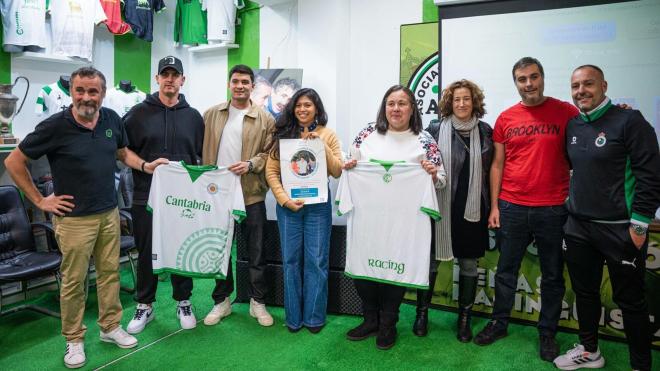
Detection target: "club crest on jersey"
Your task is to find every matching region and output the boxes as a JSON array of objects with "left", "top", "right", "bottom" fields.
[
  {"left": 105, "top": 129, "right": 113, "bottom": 138},
  {"left": 595, "top": 132, "right": 607, "bottom": 147},
  {"left": 207, "top": 183, "right": 218, "bottom": 194},
  {"left": 382, "top": 173, "right": 392, "bottom": 183},
  {"left": 570, "top": 136, "right": 577, "bottom": 145}
]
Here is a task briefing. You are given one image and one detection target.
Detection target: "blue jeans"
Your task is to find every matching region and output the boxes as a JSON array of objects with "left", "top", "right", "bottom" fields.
[
  {"left": 491, "top": 199, "right": 567, "bottom": 336},
  {"left": 276, "top": 199, "right": 332, "bottom": 329}
]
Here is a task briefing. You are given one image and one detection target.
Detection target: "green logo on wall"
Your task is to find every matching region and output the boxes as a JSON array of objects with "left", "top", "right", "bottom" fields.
[
  {"left": 408, "top": 52, "right": 439, "bottom": 129},
  {"left": 176, "top": 228, "right": 228, "bottom": 274}
]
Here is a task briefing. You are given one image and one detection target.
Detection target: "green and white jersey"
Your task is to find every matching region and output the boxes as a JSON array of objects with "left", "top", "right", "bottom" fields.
[
  {"left": 201, "top": 0, "right": 243, "bottom": 43},
  {"left": 147, "top": 162, "right": 246, "bottom": 279},
  {"left": 35, "top": 80, "right": 71, "bottom": 117},
  {"left": 174, "top": 0, "right": 207, "bottom": 45},
  {"left": 0, "top": 0, "right": 48, "bottom": 49},
  {"left": 103, "top": 87, "right": 146, "bottom": 117},
  {"left": 336, "top": 161, "right": 440, "bottom": 289}
]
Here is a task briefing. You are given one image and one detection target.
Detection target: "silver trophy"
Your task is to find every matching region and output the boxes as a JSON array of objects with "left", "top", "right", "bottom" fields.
[{"left": 0, "top": 76, "right": 29, "bottom": 145}]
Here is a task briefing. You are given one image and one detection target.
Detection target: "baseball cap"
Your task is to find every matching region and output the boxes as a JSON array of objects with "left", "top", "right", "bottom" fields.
[{"left": 158, "top": 56, "right": 184, "bottom": 74}]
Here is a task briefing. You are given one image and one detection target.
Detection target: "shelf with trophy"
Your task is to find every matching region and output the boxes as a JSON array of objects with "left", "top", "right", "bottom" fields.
[{"left": 0, "top": 76, "right": 29, "bottom": 150}]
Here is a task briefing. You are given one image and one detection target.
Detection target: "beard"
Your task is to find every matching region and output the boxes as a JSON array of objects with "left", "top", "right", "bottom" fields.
[{"left": 75, "top": 101, "right": 99, "bottom": 120}]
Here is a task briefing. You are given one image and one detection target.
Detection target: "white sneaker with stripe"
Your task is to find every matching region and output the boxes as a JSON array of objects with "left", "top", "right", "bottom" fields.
[{"left": 553, "top": 344, "right": 605, "bottom": 370}]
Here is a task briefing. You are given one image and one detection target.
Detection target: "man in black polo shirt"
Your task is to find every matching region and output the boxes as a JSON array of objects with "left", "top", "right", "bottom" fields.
[{"left": 4, "top": 67, "right": 167, "bottom": 369}]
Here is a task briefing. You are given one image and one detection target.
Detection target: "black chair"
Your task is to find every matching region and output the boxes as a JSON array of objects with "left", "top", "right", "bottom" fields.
[
  {"left": 0, "top": 185, "right": 62, "bottom": 318},
  {"left": 39, "top": 174, "right": 137, "bottom": 297},
  {"left": 117, "top": 167, "right": 137, "bottom": 293}
]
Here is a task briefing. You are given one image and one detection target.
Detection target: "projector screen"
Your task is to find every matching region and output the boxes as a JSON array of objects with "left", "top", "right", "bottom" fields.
[{"left": 440, "top": 0, "right": 660, "bottom": 136}]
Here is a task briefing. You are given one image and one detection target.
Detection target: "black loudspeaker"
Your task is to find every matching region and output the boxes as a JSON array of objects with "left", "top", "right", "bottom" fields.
[
  {"left": 236, "top": 221, "right": 347, "bottom": 270},
  {"left": 235, "top": 260, "right": 362, "bottom": 315}
]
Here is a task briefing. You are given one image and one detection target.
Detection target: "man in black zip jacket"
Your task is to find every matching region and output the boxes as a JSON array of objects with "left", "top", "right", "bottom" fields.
[
  {"left": 123, "top": 56, "right": 205, "bottom": 334},
  {"left": 554, "top": 65, "right": 660, "bottom": 371}
]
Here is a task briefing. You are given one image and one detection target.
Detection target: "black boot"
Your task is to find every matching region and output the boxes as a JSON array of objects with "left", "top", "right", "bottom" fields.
[
  {"left": 377, "top": 311, "right": 398, "bottom": 350},
  {"left": 457, "top": 274, "right": 477, "bottom": 342},
  {"left": 413, "top": 271, "right": 437, "bottom": 337},
  {"left": 346, "top": 310, "right": 379, "bottom": 341}
]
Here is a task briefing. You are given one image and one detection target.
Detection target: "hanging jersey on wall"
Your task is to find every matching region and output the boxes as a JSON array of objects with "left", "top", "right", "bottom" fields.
[
  {"left": 49, "top": 0, "right": 107, "bottom": 61},
  {"left": 35, "top": 81, "right": 71, "bottom": 117},
  {"left": 124, "top": 0, "right": 165, "bottom": 42},
  {"left": 336, "top": 161, "right": 440, "bottom": 288},
  {"left": 174, "top": 0, "right": 207, "bottom": 45},
  {"left": 0, "top": 0, "right": 48, "bottom": 51},
  {"left": 100, "top": 0, "right": 132, "bottom": 35},
  {"left": 201, "top": 0, "right": 244, "bottom": 44},
  {"left": 148, "top": 162, "right": 246, "bottom": 279},
  {"left": 104, "top": 87, "right": 146, "bottom": 117}
]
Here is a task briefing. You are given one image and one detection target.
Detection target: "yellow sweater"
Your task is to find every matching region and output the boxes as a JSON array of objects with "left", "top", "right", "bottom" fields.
[{"left": 266, "top": 125, "right": 343, "bottom": 206}]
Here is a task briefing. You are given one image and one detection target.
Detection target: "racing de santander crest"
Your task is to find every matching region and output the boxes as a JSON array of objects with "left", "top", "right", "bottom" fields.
[{"left": 407, "top": 52, "right": 439, "bottom": 129}]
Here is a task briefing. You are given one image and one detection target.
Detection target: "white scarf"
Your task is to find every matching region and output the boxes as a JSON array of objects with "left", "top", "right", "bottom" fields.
[{"left": 435, "top": 115, "right": 482, "bottom": 260}]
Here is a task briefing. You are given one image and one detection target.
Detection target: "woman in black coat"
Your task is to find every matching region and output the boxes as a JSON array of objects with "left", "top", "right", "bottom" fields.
[{"left": 414, "top": 79, "right": 493, "bottom": 342}]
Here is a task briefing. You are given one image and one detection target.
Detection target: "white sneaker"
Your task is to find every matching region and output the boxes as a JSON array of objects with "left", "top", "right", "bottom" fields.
[
  {"left": 203, "top": 297, "right": 232, "bottom": 326},
  {"left": 553, "top": 344, "right": 605, "bottom": 370},
  {"left": 100, "top": 326, "right": 138, "bottom": 349},
  {"left": 177, "top": 300, "right": 197, "bottom": 330},
  {"left": 127, "top": 303, "right": 154, "bottom": 334},
  {"left": 249, "top": 298, "right": 274, "bottom": 327},
  {"left": 63, "top": 342, "right": 86, "bottom": 369}
]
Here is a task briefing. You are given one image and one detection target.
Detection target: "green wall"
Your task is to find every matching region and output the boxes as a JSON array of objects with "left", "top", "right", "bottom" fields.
[
  {"left": 114, "top": 34, "right": 152, "bottom": 93},
  {"left": 0, "top": 17, "right": 10, "bottom": 84}
]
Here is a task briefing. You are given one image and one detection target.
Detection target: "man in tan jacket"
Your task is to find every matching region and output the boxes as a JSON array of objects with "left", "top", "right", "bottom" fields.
[{"left": 201, "top": 64, "right": 276, "bottom": 327}]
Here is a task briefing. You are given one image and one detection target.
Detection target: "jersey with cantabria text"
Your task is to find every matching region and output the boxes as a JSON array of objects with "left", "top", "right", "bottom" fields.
[
  {"left": 336, "top": 162, "right": 440, "bottom": 288},
  {"left": 49, "top": 0, "right": 107, "bottom": 61},
  {"left": 35, "top": 80, "right": 71, "bottom": 117},
  {"left": 0, "top": 0, "right": 47, "bottom": 49},
  {"left": 492, "top": 97, "right": 578, "bottom": 206},
  {"left": 202, "top": 0, "right": 243, "bottom": 43},
  {"left": 147, "top": 162, "right": 246, "bottom": 279}
]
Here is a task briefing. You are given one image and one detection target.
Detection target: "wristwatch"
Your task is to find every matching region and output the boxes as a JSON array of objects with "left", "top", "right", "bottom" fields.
[
  {"left": 630, "top": 223, "right": 648, "bottom": 236},
  {"left": 246, "top": 160, "right": 254, "bottom": 173}
]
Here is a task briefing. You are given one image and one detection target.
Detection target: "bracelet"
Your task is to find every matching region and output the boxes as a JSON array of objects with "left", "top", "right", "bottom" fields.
[{"left": 141, "top": 161, "right": 146, "bottom": 172}]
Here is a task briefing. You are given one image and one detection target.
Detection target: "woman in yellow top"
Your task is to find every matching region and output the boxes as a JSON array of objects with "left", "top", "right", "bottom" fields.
[{"left": 265, "top": 88, "right": 343, "bottom": 333}]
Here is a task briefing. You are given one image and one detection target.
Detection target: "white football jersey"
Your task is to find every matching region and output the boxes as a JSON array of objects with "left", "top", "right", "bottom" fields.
[
  {"left": 202, "top": 0, "right": 244, "bottom": 43},
  {"left": 35, "top": 81, "right": 71, "bottom": 117},
  {"left": 0, "top": 0, "right": 47, "bottom": 49},
  {"left": 103, "top": 87, "right": 146, "bottom": 117},
  {"left": 148, "top": 162, "right": 246, "bottom": 279},
  {"left": 336, "top": 161, "right": 440, "bottom": 288},
  {"left": 49, "top": 0, "right": 107, "bottom": 61}
]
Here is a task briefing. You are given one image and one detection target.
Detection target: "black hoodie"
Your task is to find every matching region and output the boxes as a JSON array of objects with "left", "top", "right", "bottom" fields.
[{"left": 123, "top": 92, "right": 204, "bottom": 205}]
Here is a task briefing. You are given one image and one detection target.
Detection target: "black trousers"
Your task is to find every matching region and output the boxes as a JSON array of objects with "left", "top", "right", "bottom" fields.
[
  {"left": 132, "top": 204, "right": 193, "bottom": 303},
  {"left": 353, "top": 279, "right": 406, "bottom": 315},
  {"left": 563, "top": 216, "right": 651, "bottom": 371},
  {"left": 212, "top": 201, "right": 268, "bottom": 304}
]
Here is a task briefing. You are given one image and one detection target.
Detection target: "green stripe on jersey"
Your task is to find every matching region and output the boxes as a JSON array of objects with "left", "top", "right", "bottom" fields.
[
  {"left": 369, "top": 158, "right": 406, "bottom": 172},
  {"left": 624, "top": 156, "right": 635, "bottom": 216},
  {"left": 580, "top": 100, "right": 612, "bottom": 122},
  {"left": 421, "top": 207, "right": 441, "bottom": 221},
  {"left": 181, "top": 161, "right": 219, "bottom": 182}
]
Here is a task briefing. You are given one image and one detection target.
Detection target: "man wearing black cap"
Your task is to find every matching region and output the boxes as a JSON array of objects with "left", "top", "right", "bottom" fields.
[{"left": 123, "top": 55, "right": 205, "bottom": 333}]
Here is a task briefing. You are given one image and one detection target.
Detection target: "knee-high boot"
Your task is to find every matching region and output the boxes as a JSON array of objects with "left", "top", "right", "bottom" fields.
[
  {"left": 413, "top": 271, "right": 437, "bottom": 336},
  {"left": 457, "top": 274, "right": 477, "bottom": 342}
]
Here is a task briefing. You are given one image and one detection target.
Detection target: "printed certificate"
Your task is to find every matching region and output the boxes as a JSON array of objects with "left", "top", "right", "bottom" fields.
[{"left": 280, "top": 138, "right": 327, "bottom": 204}]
